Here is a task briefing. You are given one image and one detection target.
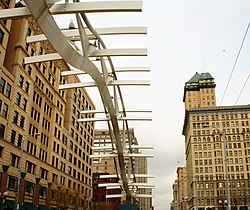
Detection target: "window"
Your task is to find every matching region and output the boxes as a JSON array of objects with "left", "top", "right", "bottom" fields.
[
  {"left": 27, "top": 66, "right": 32, "bottom": 75},
  {"left": 16, "top": 92, "right": 21, "bottom": 105},
  {"left": 10, "top": 130, "right": 16, "bottom": 144},
  {"left": 0, "top": 124, "right": 5, "bottom": 138},
  {"left": 0, "top": 146, "right": 3, "bottom": 157},
  {"left": 8, "top": 177, "right": 17, "bottom": 190},
  {"left": 0, "top": 28, "right": 4, "bottom": 45},
  {"left": 19, "top": 75, "right": 24, "bottom": 87},
  {"left": 70, "top": 141, "right": 73, "bottom": 150},
  {"left": 11, "top": 153, "right": 20, "bottom": 168},
  {"left": 40, "top": 168, "right": 48, "bottom": 179},
  {"left": 24, "top": 82, "right": 29, "bottom": 93},
  {"left": 17, "top": 134, "right": 23, "bottom": 147},
  {"left": 0, "top": 78, "right": 6, "bottom": 93},
  {"left": 2, "top": 103, "right": 8, "bottom": 118},
  {"left": 27, "top": 27, "right": 32, "bottom": 36},
  {"left": 39, "top": 47, "right": 43, "bottom": 55},
  {"left": 31, "top": 48, "right": 35, "bottom": 56},
  {"left": 5, "top": 0, "right": 10, "bottom": 6},
  {"left": 13, "top": 111, "right": 18, "bottom": 124},
  {"left": 20, "top": 116, "right": 25, "bottom": 128},
  {"left": 5, "top": 83, "right": 11, "bottom": 98},
  {"left": 26, "top": 161, "right": 36, "bottom": 174},
  {"left": 22, "top": 98, "right": 27, "bottom": 111}
]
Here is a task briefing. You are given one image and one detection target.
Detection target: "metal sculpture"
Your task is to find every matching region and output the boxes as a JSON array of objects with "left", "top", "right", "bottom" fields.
[{"left": 0, "top": 0, "right": 153, "bottom": 203}]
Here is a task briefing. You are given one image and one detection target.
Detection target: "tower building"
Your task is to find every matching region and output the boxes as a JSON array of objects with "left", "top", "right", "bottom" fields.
[
  {"left": 183, "top": 72, "right": 216, "bottom": 109},
  {"left": 182, "top": 72, "right": 250, "bottom": 210}
]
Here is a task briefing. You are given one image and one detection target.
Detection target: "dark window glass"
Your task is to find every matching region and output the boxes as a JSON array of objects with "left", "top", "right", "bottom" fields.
[
  {"left": 5, "top": 83, "right": 11, "bottom": 98},
  {"left": 0, "top": 29, "right": 4, "bottom": 45},
  {"left": 0, "top": 124, "right": 5, "bottom": 138},
  {"left": 5, "top": 0, "right": 10, "bottom": 6},
  {"left": 19, "top": 75, "right": 24, "bottom": 87},
  {"left": 24, "top": 82, "right": 29, "bottom": 93},
  {"left": 0, "top": 78, "right": 6, "bottom": 93},
  {"left": 13, "top": 111, "right": 18, "bottom": 124},
  {"left": 2, "top": 103, "right": 8, "bottom": 118},
  {"left": 20, "top": 116, "right": 25, "bottom": 128},
  {"left": 15, "top": 93, "right": 21, "bottom": 105},
  {"left": 10, "top": 130, "right": 16, "bottom": 144}
]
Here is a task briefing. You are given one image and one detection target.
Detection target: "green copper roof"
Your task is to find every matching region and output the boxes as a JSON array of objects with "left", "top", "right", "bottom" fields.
[{"left": 185, "top": 72, "right": 214, "bottom": 85}]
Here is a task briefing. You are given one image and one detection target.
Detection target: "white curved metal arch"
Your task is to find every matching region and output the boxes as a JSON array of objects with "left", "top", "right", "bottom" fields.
[
  {"left": 0, "top": 1, "right": 142, "bottom": 20},
  {"left": 27, "top": 27, "right": 147, "bottom": 43},
  {"left": 23, "top": 0, "right": 132, "bottom": 200}
]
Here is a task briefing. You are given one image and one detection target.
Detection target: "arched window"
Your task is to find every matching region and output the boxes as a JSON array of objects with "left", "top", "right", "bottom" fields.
[{"left": 207, "top": 137, "right": 210, "bottom": 142}]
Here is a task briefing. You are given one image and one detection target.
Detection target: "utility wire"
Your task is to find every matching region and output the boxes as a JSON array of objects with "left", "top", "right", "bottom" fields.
[
  {"left": 220, "top": 22, "right": 250, "bottom": 105},
  {"left": 234, "top": 73, "right": 250, "bottom": 105}
]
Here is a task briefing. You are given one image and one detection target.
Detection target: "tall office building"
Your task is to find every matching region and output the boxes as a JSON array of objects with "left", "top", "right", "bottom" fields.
[
  {"left": 182, "top": 72, "right": 250, "bottom": 210},
  {"left": 171, "top": 180, "right": 178, "bottom": 210},
  {"left": 93, "top": 128, "right": 153, "bottom": 210},
  {"left": 170, "top": 167, "right": 188, "bottom": 210},
  {"left": 0, "top": 3, "right": 95, "bottom": 209},
  {"left": 177, "top": 167, "right": 188, "bottom": 210},
  {"left": 183, "top": 72, "right": 216, "bottom": 109}
]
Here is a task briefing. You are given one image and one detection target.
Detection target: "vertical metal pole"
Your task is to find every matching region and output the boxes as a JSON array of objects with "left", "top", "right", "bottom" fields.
[
  {"left": 196, "top": 176, "right": 198, "bottom": 210},
  {"left": 223, "top": 131, "right": 231, "bottom": 210},
  {"left": 15, "top": 139, "right": 24, "bottom": 210}
]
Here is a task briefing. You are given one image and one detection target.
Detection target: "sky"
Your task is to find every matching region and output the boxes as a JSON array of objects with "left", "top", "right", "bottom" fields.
[{"left": 54, "top": 1, "right": 250, "bottom": 209}]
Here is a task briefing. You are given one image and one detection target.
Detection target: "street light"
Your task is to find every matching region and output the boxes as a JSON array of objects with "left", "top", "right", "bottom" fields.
[
  {"left": 0, "top": 191, "right": 8, "bottom": 209},
  {"left": 184, "top": 196, "right": 189, "bottom": 210},
  {"left": 15, "top": 133, "right": 40, "bottom": 210},
  {"left": 219, "top": 199, "right": 227, "bottom": 210},
  {"left": 203, "top": 125, "right": 231, "bottom": 210}
]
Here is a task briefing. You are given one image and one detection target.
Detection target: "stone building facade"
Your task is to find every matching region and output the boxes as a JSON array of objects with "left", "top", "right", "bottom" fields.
[{"left": 0, "top": 2, "right": 95, "bottom": 209}]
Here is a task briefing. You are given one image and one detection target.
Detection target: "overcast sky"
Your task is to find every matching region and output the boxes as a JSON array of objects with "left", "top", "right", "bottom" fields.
[{"left": 55, "top": 1, "right": 250, "bottom": 209}]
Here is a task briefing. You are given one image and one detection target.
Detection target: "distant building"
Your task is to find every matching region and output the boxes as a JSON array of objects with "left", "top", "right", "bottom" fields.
[
  {"left": 171, "top": 180, "right": 178, "bottom": 210},
  {"left": 182, "top": 72, "right": 250, "bottom": 210},
  {"left": 0, "top": 2, "right": 95, "bottom": 209},
  {"left": 170, "top": 167, "right": 188, "bottom": 210},
  {"left": 92, "top": 173, "right": 121, "bottom": 210},
  {"left": 93, "top": 128, "right": 153, "bottom": 210},
  {"left": 177, "top": 167, "right": 188, "bottom": 210}
]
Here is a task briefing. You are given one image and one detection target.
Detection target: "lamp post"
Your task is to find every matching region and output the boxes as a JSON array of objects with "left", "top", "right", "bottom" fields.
[
  {"left": 184, "top": 196, "right": 188, "bottom": 210},
  {"left": 15, "top": 133, "right": 40, "bottom": 210},
  {"left": 203, "top": 125, "right": 231, "bottom": 210},
  {"left": 219, "top": 199, "right": 227, "bottom": 210},
  {"left": 0, "top": 191, "right": 8, "bottom": 210}
]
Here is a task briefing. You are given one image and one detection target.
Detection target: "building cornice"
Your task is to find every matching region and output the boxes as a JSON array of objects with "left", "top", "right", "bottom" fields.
[{"left": 182, "top": 104, "right": 250, "bottom": 135}]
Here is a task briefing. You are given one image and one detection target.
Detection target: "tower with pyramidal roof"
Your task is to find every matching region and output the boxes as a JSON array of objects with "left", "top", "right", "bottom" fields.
[{"left": 183, "top": 72, "right": 216, "bottom": 109}]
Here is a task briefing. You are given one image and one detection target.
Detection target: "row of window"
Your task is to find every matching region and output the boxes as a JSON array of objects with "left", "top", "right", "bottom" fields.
[
  {"left": 192, "top": 113, "right": 249, "bottom": 121},
  {"left": 18, "top": 74, "right": 30, "bottom": 93},
  {"left": 7, "top": 174, "right": 89, "bottom": 203},
  {"left": 13, "top": 111, "right": 25, "bottom": 128},
  {"left": 50, "top": 155, "right": 92, "bottom": 187},
  {"left": 53, "top": 140, "right": 91, "bottom": 165},
  {"left": 193, "top": 135, "right": 250, "bottom": 143},
  {"left": 196, "top": 191, "right": 248, "bottom": 202},
  {"left": 193, "top": 120, "right": 249, "bottom": 129},
  {"left": 193, "top": 128, "right": 250, "bottom": 135},
  {"left": 15, "top": 92, "right": 27, "bottom": 110}
]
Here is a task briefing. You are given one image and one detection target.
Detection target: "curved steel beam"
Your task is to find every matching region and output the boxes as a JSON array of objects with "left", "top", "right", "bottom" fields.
[{"left": 23, "top": 0, "right": 131, "bottom": 200}]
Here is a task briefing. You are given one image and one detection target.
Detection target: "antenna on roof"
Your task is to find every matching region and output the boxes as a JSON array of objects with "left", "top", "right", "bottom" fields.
[{"left": 202, "top": 57, "right": 206, "bottom": 73}]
